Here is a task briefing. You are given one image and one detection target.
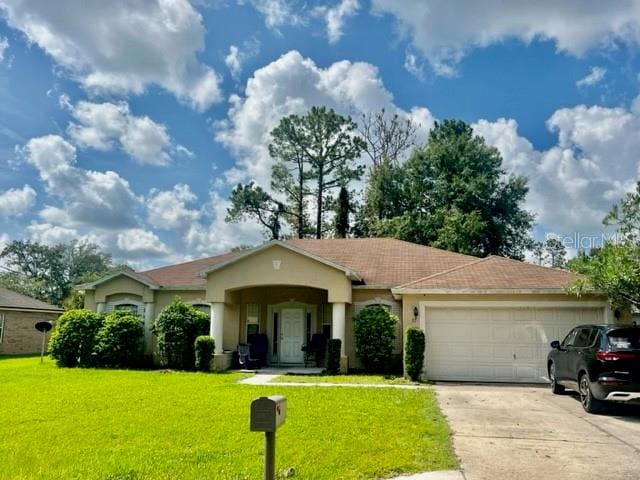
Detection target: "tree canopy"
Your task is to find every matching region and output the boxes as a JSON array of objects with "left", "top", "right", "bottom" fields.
[
  {"left": 361, "top": 120, "right": 534, "bottom": 259},
  {"left": 0, "top": 240, "right": 113, "bottom": 306}
]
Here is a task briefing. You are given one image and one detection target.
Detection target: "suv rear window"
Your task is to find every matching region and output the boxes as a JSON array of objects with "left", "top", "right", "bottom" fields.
[{"left": 607, "top": 328, "right": 640, "bottom": 350}]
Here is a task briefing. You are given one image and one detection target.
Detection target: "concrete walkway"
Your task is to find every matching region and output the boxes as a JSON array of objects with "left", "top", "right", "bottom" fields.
[
  {"left": 388, "top": 471, "right": 464, "bottom": 480},
  {"left": 237, "top": 372, "right": 429, "bottom": 389}
]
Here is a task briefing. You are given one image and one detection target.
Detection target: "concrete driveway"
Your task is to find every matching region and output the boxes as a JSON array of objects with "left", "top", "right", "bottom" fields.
[{"left": 434, "top": 384, "right": 640, "bottom": 480}]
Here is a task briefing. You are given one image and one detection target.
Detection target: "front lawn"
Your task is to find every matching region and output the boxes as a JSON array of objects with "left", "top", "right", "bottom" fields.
[
  {"left": 273, "top": 374, "right": 419, "bottom": 385},
  {"left": 0, "top": 356, "right": 456, "bottom": 480}
]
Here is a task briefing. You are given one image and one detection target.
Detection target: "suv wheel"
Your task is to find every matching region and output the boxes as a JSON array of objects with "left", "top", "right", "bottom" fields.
[
  {"left": 549, "top": 362, "right": 564, "bottom": 394},
  {"left": 579, "top": 373, "right": 603, "bottom": 414}
]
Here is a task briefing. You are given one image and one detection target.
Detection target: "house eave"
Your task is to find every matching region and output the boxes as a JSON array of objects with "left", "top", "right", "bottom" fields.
[{"left": 390, "top": 287, "right": 597, "bottom": 300}]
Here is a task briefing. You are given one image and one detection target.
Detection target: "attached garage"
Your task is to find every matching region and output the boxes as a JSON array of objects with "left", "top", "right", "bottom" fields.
[{"left": 421, "top": 302, "right": 608, "bottom": 383}]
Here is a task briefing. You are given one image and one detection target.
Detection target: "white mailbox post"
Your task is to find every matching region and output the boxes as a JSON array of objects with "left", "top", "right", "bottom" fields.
[{"left": 250, "top": 395, "right": 287, "bottom": 480}]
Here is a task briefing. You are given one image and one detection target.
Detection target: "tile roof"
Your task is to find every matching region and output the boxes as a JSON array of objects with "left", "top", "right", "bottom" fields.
[
  {"left": 396, "top": 255, "right": 579, "bottom": 290},
  {"left": 134, "top": 238, "right": 577, "bottom": 291},
  {"left": 0, "top": 287, "right": 64, "bottom": 312}
]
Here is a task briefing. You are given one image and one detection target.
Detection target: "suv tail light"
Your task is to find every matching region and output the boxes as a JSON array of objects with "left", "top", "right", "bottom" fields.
[{"left": 595, "top": 351, "right": 636, "bottom": 361}]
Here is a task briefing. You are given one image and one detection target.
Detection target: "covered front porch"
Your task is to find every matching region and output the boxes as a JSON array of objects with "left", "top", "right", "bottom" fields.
[
  {"left": 201, "top": 241, "right": 356, "bottom": 372},
  {"left": 209, "top": 285, "right": 348, "bottom": 370}
]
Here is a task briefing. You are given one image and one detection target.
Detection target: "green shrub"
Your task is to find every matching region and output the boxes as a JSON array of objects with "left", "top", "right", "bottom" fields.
[
  {"left": 94, "top": 310, "right": 144, "bottom": 368},
  {"left": 353, "top": 306, "right": 397, "bottom": 372},
  {"left": 404, "top": 327, "right": 426, "bottom": 381},
  {"left": 194, "top": 336, "right": 215, "bottom": 372},
  {"left": 49, "top": 309, "right": 104, "bottom": 367},
  {"left": 152, "top": 298, "right": 210, "bottom": 370},
  {"left": 326, "top": 338, "right": 341, "bottom": 374}
]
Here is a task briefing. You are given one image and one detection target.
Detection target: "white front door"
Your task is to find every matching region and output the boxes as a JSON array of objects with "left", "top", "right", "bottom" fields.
[{"left": 280, "top": 308, "right": 304, "bottom": 363}]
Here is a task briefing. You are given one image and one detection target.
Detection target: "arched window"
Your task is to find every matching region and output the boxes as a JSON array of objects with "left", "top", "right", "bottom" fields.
[{"left": 192, "top": 304, "right": 211, "bottom": 316}]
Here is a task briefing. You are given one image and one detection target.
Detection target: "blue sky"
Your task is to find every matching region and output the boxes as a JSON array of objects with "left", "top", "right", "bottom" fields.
[{"left": 1, "top": 0, "right": 640, "bottom": 267}]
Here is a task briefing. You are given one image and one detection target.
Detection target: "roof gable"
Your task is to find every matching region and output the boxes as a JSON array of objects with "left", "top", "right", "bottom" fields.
[
  {"left": 198, "top": 240, "right": 362, "bottom": 281},
  {"left": 76, "top": 270, "right": 159, "bottom": 290}
]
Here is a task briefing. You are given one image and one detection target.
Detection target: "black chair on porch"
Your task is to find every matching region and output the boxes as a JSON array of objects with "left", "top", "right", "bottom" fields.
[{"left": 301, "top": 333, "right": 326, "bottom": 368}]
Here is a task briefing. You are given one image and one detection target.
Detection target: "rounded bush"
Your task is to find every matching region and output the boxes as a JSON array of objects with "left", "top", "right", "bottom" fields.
[
  {"left": 404, "top": 327, "right": 426, "bottom": 381},
  {"left": 152, "top": 298, "right": 210, "bottom": 370},
  {"left": 353, "top": 305, "right": 397, "bottom": 372},
  {"left": 49, "top": 309, "right": 104, "bottom": 367},
  {"left": 326, "top": 338, "right": 341, "bottom": 374},
  {"left": 94, "top": 310, "right": 144, "bottom": 368},
  {"left": 194, "top": 336, "right": 215, "bottom": 372}
]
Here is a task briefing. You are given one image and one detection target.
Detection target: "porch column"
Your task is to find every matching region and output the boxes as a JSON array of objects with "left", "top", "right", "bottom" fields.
[
  {"left": 143, "top": 302, "right": 155, "bottom": 354},
  {"left": 332, "top": 302, "right": 348, "bottom": 373},
  {"left": 96, "top": 302, "right": 106, "bottom": 314},
  {"left": 210, "top": 302, "right": 225, "bottom": 354},
  {"left": 332, "top": 302, "right": 346, "bottom": 355}
]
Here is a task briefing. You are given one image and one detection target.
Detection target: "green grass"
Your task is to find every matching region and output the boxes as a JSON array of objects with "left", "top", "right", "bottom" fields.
[
  {"left": 273, "top": 374, "right": 420, "bottom": 385},
  {"left": 0, "top": 356, "right": 456, "bottom": 480}
]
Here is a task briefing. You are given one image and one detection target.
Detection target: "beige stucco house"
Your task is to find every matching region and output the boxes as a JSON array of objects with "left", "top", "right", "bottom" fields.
[
  {"left": 0, "top": 287, "right": 63, "bottom": 355},
  {"left": 80, "top": 238, "right": 622, "bottom": 382}
]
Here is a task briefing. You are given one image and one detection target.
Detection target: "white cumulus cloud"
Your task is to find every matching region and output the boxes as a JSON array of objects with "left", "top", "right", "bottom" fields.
[
  {"left": 64, "top": 98, "right": 174, "bottom": 166},
  {"left": 116, "top": 228, "right": 170, "bottom": 258},
  {"left": 473, "top": 102, "right": 640, "bottom": 239},
  {"left": 17, "top": 134, "right": 141, "bottom": 229},
  {"left": 147, "top": 184, "right": 201, "bottom": 230},
  {"left": 0, "top": 0, "right": 222, "bottom": 110},
  {"left": 0, "top": 184, "right": 36, "bottom": 218},
  {"left": 372, "top": 0, "right": 640, "bottom": 76}
]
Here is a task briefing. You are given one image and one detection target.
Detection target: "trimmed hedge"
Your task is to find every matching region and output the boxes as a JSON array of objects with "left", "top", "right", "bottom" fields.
[
  {"left": 353, "top": 305, "right": 397, "bottom": 373},
  {"left": 195, "top": 336, "right": 215, "bottom": 372},
  {"left": 404, "top": 327, "right": 426, "bottom": 381},
  {"left": 152, "top": 298, "right": 210, "bottom": 370},
  {"left": 49, "top": 309, "right": 104, "bottom": 367},
  {"left": 326, "top": 338, "right": 341, "bottom": 374},
  {"left": 94, "top": 310, "right": 144, "bottom": 368}
]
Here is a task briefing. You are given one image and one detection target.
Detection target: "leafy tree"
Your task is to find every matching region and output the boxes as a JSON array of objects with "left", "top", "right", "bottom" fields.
[
  {"left": 0, "top": 240, "right": 112, "bottom": 305},
  {"left": 569, "top": 184, "right": 640, "bottom": 310},
  {"left": 544, "top": 237, "right": 567, "bottom": 268},
  {"left": 356, "top": 158, "right": 407, "bottom": 234},
  {"left": 603, "top": 180, "right": 640, "bottom": 240},
  {"left": 365, "top": 120, "right": 533, "bottom": 259},
  {"left": 226, "top": 182, "right": 285, "bottom": 240},
  {"left": 567, "top": 242, "right": 640, "bottom": 310},
  {"left": 333, "top": 186, "right": 354, "bottom": 238},
  {"left": 270, "top": 106, "right": 365, "bottom": 239},
  {"left": 152, "top": 298, "right": 210, "bottom": 370},
  {"left": 531, "top": 241, "right": 547, "bottom": 265},
  {"left": 353, "top": 306, "right": 397, "bottom": 373}
]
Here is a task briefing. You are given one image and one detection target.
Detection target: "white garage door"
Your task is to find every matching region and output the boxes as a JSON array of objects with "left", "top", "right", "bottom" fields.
[{"left": 424, "top": 306, "right": 604, "bottom": 383}]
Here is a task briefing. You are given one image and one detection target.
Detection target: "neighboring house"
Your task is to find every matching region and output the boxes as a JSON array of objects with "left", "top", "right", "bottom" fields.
[
  {"left": 79, "top": 238, "right": 626, "bottom": 382},
  {"left": 0, "top": 287, "right": 63, "bottom": 355}
]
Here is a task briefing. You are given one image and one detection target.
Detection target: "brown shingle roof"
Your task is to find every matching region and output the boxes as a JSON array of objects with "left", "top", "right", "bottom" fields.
[
  {"left": 139, "top": 251, "right": 240, "bottom": 287},
  {"left": 396, "top": 255, "right": 579, "bottom": 290},
  {"left": 134, "top": 238, "right": 576, "bottom": 291},
  {"left": 0, "top": 287, "right": 64, "bottom": 312},
  {"left": 286, "top": 238, "right": 477, "bottom": 287}
]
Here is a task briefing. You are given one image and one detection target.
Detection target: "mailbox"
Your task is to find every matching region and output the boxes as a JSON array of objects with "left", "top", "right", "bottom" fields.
[{"left": 250, "top": 395, "right": 287, "bottom": 433}]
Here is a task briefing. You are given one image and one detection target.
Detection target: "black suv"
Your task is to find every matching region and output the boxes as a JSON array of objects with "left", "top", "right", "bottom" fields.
[{"left": 548, "top": 324, "right": 640, "bottom": 413}]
